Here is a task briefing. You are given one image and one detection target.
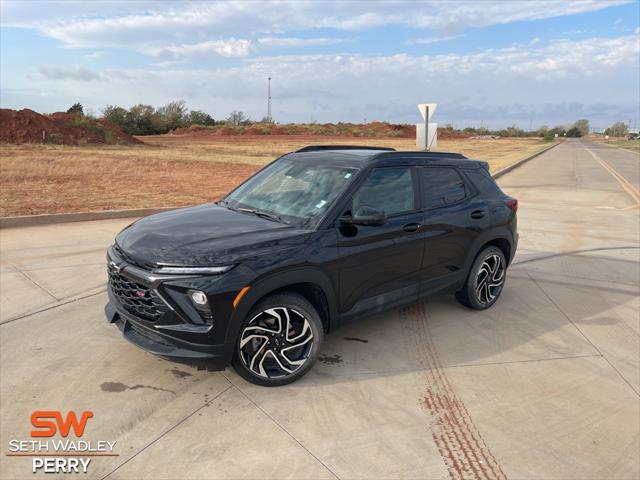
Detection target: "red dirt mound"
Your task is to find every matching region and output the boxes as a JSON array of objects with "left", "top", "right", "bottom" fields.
[{"left": 0, "top": 108, "right": 141, "bottom": 145}]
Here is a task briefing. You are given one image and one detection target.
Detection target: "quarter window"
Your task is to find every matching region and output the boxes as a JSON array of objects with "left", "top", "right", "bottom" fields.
[
  {"left": 352, "top": 168, "right": 414, "bottom": 216},
  {"left": 421, "top": 167, "right": 467, "bottom": 208}
]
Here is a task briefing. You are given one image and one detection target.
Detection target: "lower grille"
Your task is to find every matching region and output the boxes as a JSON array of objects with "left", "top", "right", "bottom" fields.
[{"left": 108, "top": 265, "right": 168, "bottom": 322}]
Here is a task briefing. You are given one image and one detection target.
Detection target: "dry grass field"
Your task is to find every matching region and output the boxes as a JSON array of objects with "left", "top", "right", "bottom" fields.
[
  {"left": 587, "top": 135, "right": 640, "bottom": 153},
  {"left": 0, "top": 135, "right": 554, "bottom": 217}
]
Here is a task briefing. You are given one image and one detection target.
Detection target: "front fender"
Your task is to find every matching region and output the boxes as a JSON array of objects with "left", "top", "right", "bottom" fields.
[{"left": 223, "top": 266, "right": 338, "bottom": 347}]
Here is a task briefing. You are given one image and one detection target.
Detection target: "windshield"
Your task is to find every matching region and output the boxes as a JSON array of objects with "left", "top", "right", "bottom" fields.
[{"left": 222, "top": 158, "right": 359, "bottom": 227}]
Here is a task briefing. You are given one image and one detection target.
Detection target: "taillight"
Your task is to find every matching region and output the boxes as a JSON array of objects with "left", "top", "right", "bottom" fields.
[{"left": 505, "top": 198, "right": 518, "bottom": 212}]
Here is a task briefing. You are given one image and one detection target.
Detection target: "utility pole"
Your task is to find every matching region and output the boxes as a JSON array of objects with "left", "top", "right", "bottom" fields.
[
  {"left": 424, "top": 105, "right": 430, "bottom": 151},
  {"left": 267, "top": 76, "right": 272, "bottom": 123}
]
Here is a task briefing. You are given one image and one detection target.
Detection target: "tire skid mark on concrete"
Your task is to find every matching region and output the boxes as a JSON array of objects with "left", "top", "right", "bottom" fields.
[{"left": 400, "top": 302, "right": 507, "bottom": 480}]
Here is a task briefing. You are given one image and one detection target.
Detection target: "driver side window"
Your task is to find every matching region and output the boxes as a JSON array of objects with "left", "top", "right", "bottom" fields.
[{"left": 352, "top": 167, "right": 414, "bottom": 216}]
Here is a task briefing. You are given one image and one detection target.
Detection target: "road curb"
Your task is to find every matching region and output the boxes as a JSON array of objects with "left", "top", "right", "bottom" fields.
[
  {"left": 0, "top": 207, "right": 179, "bottom": 229},
  {"left": 1, "top": 142, "right": 560, "bottom": 229},
  {"left": 492, "top": 140, "right": 562, "bottom": 179}
]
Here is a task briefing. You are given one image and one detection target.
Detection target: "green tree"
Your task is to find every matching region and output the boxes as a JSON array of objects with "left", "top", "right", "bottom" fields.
[
  {"left": 126, "top": 104, "right": 163, "bottom": 135},
  {"left": 67, "top": 102, "right": 84, "bottom": 115},
  {"left": 188, "top": 110, "right": 215, "bottom": 126},
  {"left": 536, "top": 125, "right": 549, "bottom": 137},
  {"left": 158, "top": 100, "right": 188, "bottom": 131},
  {"left": 102, "top": 105, "right": 128, "bottom": 129},
  {"left": 606, "top": 121, "right": 628, "bottom": 137},
  {"left": 566, "top": 126, "right": 582, "bottom": 137},
  {"left": 572, "top": 119, "right": 590, "bottom": 136}
]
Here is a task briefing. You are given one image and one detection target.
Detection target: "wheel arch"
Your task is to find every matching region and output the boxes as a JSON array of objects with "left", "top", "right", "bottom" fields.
[
  {"left": 464, "top": 228, "right": 515, "bottom": 274},
  {"left": 224, "top": 267, "right": 338, "bottom": 346},
  {"left": 483, "top": 238, "right": 511, "bottom": 264}
]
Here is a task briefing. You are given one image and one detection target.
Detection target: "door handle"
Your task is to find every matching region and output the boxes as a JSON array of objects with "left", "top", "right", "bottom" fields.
[
  {"left": 470, "top": 210, "right": 486, "bottom": 219},
  {"left": 402, "top": 222, "right": 422, "bottom": 233}
]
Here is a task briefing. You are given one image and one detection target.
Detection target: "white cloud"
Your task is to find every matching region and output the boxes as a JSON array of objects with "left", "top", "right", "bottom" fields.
[
  {"left": 405, "top": 35, "right": 464, "bottom": 45},
  {"left": 36, "top": 64, "right": 103, "bottom": 81},
  {"left": 149, "top": 60, "right": 187, "bottom": 68},
  {"left": 18, "top": 34, "right": 636, "bottom": 128},
  {"left": 145, "top": 39, "right": 253, "bottom": 59},
  {"left": 85, "top": 51, "right": 111, "bottom": 59},
  {"left": 144, "top": 37, "right": 351, "bottom": 59},
  {"left": 2, "top": 0, "right": 631, "bottom": 50},
  {"left": 256, "top": 37, "right": 351, "bottom": 48}
]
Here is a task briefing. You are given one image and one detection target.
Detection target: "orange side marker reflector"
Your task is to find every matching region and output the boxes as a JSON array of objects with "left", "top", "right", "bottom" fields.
[{"left": 233, "top": 286, "right": 251, "bottom": 309}]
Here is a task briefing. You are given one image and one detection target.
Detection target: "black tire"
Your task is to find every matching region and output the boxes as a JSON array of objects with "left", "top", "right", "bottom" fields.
[
  {"left": 456, "top": 246, "right": 507, "bottom": 310},
  {"left": 231, "top": 292, "right": 324, "bottom": 387}
]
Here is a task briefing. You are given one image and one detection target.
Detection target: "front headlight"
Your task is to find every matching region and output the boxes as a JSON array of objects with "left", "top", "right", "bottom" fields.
[{"left": 153, "top": 265, "right": 234, "bottom": 275}]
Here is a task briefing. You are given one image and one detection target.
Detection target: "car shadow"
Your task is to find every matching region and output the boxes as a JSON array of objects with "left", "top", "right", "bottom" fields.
[{"left": 170, "top": 247, "right": 638, "bottom": 389}]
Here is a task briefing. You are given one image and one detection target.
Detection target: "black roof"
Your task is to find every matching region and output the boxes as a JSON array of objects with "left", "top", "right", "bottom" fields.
[{"left": 286, "top": 145, "right": 486, "bottom": 169}]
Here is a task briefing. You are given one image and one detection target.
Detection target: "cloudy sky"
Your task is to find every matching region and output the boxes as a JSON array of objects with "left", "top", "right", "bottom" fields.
[{"left": 1, "top": 0, "right": 638, "bottom": 130}]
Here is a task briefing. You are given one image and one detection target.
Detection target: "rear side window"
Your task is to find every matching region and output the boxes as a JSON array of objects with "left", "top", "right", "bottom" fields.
[
  {"left": 352, "top": 167, "right": 414, "bottom": 216},
  {"left": 420, "top": 167, "right": 467, "bottom": 209},
  {"left": 465, "top": 169, "right": 503, "bottom": 196}
]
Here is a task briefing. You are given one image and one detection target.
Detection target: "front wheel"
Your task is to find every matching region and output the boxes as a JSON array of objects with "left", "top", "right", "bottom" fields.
[
  {"left": 232, "top": 293, "right": 323, "bottom": 386},
  {"left": 456, "top": 246, "right": 507, "bottom": 310}
]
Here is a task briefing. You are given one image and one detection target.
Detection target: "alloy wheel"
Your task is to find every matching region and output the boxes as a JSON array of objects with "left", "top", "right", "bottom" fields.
[
  {"left": 239, "top": 307, "right": 314, "bottom": 379},
  {"left": 474, "top": 254, "right": 505, "bottom": 305}
]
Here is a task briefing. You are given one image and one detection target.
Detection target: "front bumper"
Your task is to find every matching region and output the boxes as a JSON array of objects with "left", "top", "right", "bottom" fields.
[
  {"left": 105, "top": 297, "right": 233, "bottom": 368},
  {"left": 104, "top": 245, "right": 242, "bottom": 368}
]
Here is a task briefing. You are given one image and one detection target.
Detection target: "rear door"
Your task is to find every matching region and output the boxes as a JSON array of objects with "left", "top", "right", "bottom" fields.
[
  {"left": 335, "top": 166, "right": 424, "bottom": 315},
  {"left": 419, "top": 166, "right": 485, "bottom": 290}
]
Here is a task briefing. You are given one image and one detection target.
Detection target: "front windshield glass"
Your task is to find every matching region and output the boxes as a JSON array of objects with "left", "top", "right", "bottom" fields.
[{"left": 223, "top": 158, "right": 359, "bottom": 227}]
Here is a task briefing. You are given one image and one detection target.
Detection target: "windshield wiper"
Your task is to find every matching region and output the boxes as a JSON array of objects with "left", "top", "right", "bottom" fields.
[{"left": 237, "top": 207, "right": 289, "bottom": 224}]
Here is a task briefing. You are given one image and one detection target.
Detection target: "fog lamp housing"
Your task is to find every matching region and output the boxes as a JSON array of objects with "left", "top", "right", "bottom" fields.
[{"left": 190, "top": 290, "right": 208, "bottom": 306}]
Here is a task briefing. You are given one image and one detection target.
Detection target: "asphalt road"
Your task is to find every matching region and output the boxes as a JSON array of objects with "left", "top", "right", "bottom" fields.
[{"left": 1, "top": 139, "right": 638, "bottom": 479}]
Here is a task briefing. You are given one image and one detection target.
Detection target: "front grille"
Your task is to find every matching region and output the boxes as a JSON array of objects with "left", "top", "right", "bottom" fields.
[{"left": 108, "top": 265, "right": 168, "bottom": 322}]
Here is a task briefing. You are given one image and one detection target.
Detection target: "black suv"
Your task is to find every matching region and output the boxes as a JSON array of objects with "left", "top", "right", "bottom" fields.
[{"left": 105, "top": 146, "right": 518, "bottom": 386}]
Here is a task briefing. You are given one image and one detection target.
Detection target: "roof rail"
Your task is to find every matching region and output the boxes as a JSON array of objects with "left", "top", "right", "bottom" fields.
[
  {"left": 295, "top": 145, "right": 396, "bottom": 153},
  {"left": 379, "top": 151, "right": 468, "bottom": 159}
]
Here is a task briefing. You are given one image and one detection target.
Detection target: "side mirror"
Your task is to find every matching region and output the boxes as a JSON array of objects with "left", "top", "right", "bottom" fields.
[{"left": 342, "top": 205, "right": 386, "bottom": 226}]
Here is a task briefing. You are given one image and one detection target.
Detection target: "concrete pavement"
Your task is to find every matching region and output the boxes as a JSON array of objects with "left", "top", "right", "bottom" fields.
[{"left": 1, "top": 139, "right": 638, "bottom": 479}]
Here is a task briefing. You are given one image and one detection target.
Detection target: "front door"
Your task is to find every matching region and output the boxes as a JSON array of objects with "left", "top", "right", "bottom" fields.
[{"left": 335, "top": 166, "right": 424, "bottom": 316}]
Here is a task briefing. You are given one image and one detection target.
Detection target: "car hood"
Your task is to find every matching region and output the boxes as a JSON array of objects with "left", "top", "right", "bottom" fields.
[{"left": 116, "top": 203, "right": 310, "bottom": 267}]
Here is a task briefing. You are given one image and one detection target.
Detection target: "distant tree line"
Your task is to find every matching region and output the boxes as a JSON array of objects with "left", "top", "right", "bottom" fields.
[
  {"left": 66, "top": 102, "right": 630, "bottom": 140},
  {"left": 604, "top": 121, "right": 629, "bottom": 137},
  {"left": 101, "top": 100, "right": 215, "bottom": 135},
  {"left": 446, "top": 118, "right": 590, "bottom": 140}
]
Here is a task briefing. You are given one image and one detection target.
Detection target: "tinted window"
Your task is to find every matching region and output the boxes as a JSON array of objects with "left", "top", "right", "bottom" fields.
[
  {"left": 466, "top": 169, "right": 502, "bottom": 196},
  {"left": 421, "top": 167, "right": 466, "bottom": 208},
  {"left": 352, "top": 168, "right": 414, "bottom": 216}
]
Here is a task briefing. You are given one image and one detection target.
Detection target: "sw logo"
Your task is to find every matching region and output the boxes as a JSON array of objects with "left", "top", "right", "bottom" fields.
[
  {"left": 23, "top": 411, "right": 99, "bottom": 473},
  {"left": 9, "top": 411, "right": 117, "bottom": 474},
  {"left": 31, "top": 410, "right": 94, "bottom": 438}
]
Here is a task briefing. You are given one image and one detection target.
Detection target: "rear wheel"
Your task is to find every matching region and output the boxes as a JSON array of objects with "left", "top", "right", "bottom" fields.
[
  {"left": 232, "top": 293, "right": 323, "bottom": 386},
  {"left": 456, "top": 246, "right": 507, "bottom": 310}
]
